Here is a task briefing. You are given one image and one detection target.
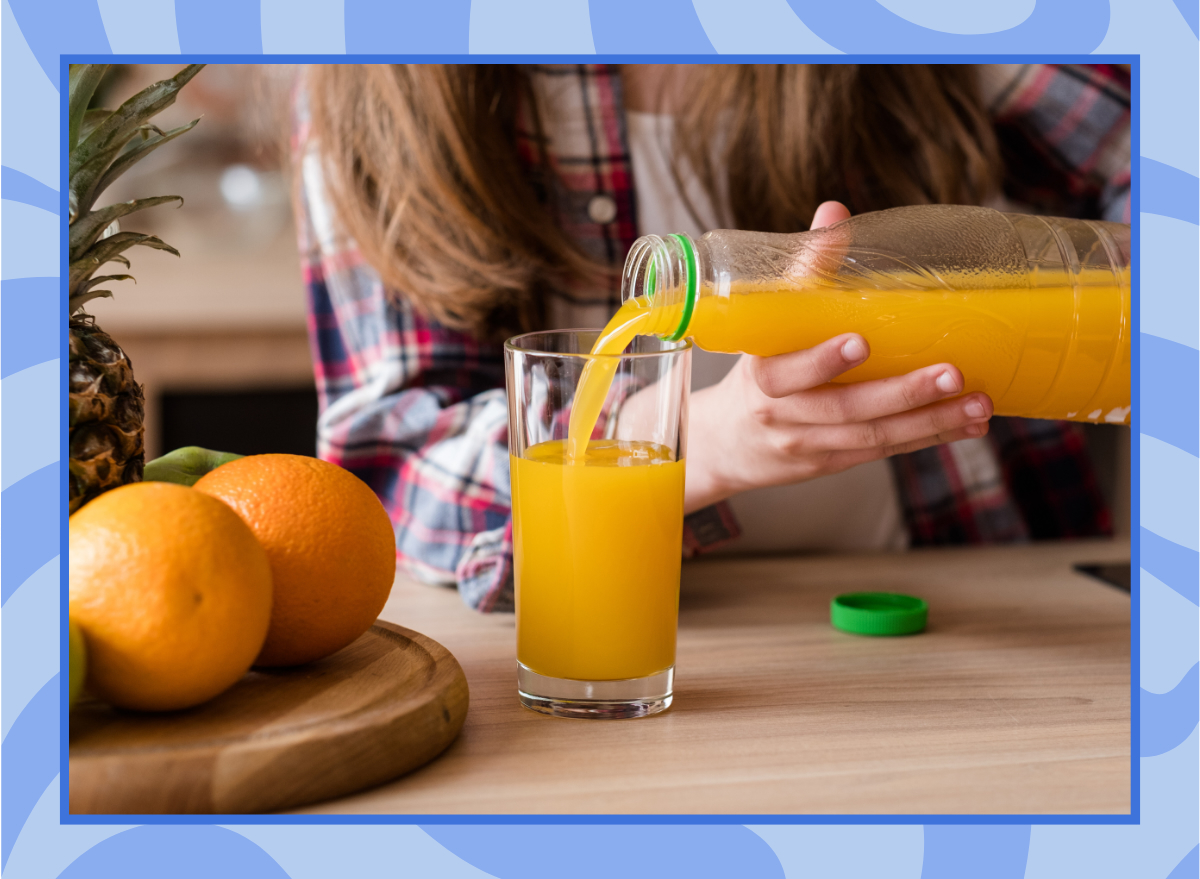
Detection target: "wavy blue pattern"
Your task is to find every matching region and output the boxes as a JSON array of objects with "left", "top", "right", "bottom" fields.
[
  {"left": 1024, "top": 727, "right": 1198, "bottom": 877},
  {"left": 231, "top": 826, "right": 501, "bottom": 878},
  {"left": 1142, "top": 157, "right": 1200, "bottom": 225},
  {"left": 0, "top": 0, "right": 60, "bottom": 189},
  {"left": 1, "top": 200, "right": 61, "bottom": 280},
  {"left": 874, "top": 0, "right": 1034, "bottom": 34},
  {"left": 1140, "top": 334, "right": 1200, "bottom": 456},
  {"left": 344, "top": 0, "right": 470, "bottom": 53},
  {"left": 1, "top": 557, "right": 58, "bottom": 740},
  {"left": 590, "top": 0, "right": 717, "bottom": 54},
  {"left": 1140, "top": 214, "right": 1199, "bottom": 350},
  {"left": 1167, "top": 844, "right": 1200, "bottom": 879},
  {"left": 2, "top": 778, "right": 132, "bottom": 879},
  {"left": 0, "top": 1, "right": 1193, "bottom": 876},
  {"left": 784, "top": 0, "right": 1109, "bottom": 53},
  {"left": 1140, "top": 569, "right": 1199, "bottom": 699},
  {"left": 1140, "top": 435, "right": 1200, "bottom": 552},
  {"left": 261, "top": 0, "right": 346, "bottom": 54},
  {"left": 2, "top": 359, "right": 61, "bottom": 492},
  {"left": 692, "top": 0, "right": 839, "bottom": 53},
  {"left": 57, "top": 826, "right": 293, "bottom": 878},
  {"left": 1171, "top": 0, "right": 1200, "bottom": 35},
  {"left": 96, "top": 0, "right": 181, "bottom": 54},
  {"left": 469, "top": 0, "right": 595, "bottom": 54},
  {"left": 1141, "top": 663, "right": 1200, "bottom": 757},
  {"left": 175, "top": 0, "right": 262, "bottom": 54},
  {"left": 1142, "top": 527, "right": 1200, "bottom": 605},
  {"left": 1, "top": 463, "right": 59, "bottom": 606},
  {"left": 1, "top": 278, "right": 58, "bottom": 379},
  {"left": 920, "top": 826, "right": 1031, "bottom": 879},
  {"left": 1, "top": 166, "right": 59, "bottom": 216},
  {"left": 747, "top": 825, "right": 924, "bottom": 878},
  {"left": 5, "top": 0, "right": 109, "bottom": 90},
  {"left": 421, "top": 826, "right": 784, "bottom": 878},
  {"left": 1, "top": 674, "right": 58, "bottom": 870}
]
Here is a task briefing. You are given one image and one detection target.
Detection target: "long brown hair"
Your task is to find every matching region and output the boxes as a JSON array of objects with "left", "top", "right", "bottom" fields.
[{"left": 305, "top": 64, "right": 1001, "bottom": 339}]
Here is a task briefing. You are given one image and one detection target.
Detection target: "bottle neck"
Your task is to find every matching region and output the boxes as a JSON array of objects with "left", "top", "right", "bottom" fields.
[{"left": 620, "top": 232, "right": 699, "bottom": 340}]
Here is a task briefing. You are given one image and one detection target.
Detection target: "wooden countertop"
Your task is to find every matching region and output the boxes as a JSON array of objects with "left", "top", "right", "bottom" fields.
[{"left": 295, "top": 540, "right": 1131, "bottom": 816}]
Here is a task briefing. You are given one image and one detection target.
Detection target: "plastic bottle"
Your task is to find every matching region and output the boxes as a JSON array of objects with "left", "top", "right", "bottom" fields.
[{"left": 617, "top": 204, "right": 1131, "bottom": 425}]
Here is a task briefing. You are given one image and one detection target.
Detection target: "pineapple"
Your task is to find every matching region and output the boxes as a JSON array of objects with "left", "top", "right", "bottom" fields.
[{"left": 68, "top": 64, "right": 204, "bottom": 513}]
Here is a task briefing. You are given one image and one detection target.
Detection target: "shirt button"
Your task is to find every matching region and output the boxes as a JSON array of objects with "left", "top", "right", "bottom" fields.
[{"left": 587, "top": 194, "right": 618, "bottom": 224}]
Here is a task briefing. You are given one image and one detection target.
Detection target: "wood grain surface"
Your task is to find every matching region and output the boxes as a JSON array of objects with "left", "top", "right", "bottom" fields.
[
  {"left": 69, "top": 622, "right": 468, "bottom": 814},
  {"left": 295, "top": 540, "right": 1131, "bottom": 816}
]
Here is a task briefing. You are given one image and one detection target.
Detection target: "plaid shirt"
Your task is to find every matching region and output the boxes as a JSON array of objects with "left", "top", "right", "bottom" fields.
[{"left": 296, "top": 63, "right": 1126, "bottom": 612}]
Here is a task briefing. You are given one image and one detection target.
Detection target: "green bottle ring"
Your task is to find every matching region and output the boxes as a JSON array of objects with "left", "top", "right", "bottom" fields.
[
  {"left": 665, "top": 233, "right": 697, "bottom": 342},
  {"left": 830, "top": 592, "right": 929, "bottom": 636}
]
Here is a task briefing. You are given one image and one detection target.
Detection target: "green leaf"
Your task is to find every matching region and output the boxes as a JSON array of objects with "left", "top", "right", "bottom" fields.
[
  {"left": 69, "top": 232, "right": 180, "bottom": 296},
  {"left": 86, "top": 119, "right": 200, "bottom": 216},
  {"left": 71, "top": 123, "right": 163, "bottom": 218},
  {"left": 69, "top": 289, "right": 113, "bottom": 315},
  {"left": 71, "top": 64, "right": 204, "bottom": 180},
  {"left": 80, "top": 274, "right": 135, "bottom": 294},
  {"left": 69, "top": 195, "right": 182, "bottom": 263},
  {"left": 68, "top": 65, "right": 110, "bottom": 153}
]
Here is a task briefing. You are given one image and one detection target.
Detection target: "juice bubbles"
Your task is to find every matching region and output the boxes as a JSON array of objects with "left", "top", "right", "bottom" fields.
[
  {"left": 511, "top": 439, "right": 684, "bottom": 681},
  {"left": 618, "top": 205, "right": 1132, "bottom": 425}
]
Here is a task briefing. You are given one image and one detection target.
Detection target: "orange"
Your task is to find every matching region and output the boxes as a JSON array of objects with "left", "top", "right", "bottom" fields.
[
  {"left": 69, "top": 482, "right": 273, "bottom": 712},
  {"left": 193, "top": 454, "right": 396, "bottom": 667}
]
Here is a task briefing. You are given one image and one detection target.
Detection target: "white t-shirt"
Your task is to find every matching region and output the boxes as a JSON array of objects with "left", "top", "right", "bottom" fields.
[{"left": 623, "top": 110, "right": 909, "bottom": 553}]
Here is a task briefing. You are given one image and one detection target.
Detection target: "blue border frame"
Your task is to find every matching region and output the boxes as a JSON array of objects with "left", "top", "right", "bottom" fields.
[
  {"left": 1, "top": 2, "right": 1192, "bottom": 869},
  {"left": 57, "top": 52, "right": 1141, "bottom": 827}
]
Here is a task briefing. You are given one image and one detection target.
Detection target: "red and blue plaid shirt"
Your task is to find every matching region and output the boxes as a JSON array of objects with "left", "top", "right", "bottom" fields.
[{"left": 295, "top": 63, "right": 1128, "bottom": 612}]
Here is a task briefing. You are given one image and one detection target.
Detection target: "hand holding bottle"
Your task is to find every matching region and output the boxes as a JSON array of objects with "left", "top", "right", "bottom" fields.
[{"left": 682, "top": 201, "right": 994, "bottom": 514}]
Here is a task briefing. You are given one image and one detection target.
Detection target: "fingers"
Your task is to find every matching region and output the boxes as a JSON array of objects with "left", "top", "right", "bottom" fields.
[
  {"left": 777, "top": 362, "right": 970, "bottom": 425},
  {"left": 823, "top": 420, "right": 992, "bottom": 474},
  {"left": 800, "top": 392, "right": 993, "bottom": 455},
  {"left": 748, "top": 333, "right": 870, "bottom": 398},
  {"left": 810, "top": 200, "right": 851, "bottom": 230}
]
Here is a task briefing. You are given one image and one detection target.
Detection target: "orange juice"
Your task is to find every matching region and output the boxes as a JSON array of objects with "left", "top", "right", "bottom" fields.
[
  {"left": 512, "top": 439, "right": 684, "bottom": 681},
  {"left": 583, "top": 268, "right": 1131, "bottom": 427}
]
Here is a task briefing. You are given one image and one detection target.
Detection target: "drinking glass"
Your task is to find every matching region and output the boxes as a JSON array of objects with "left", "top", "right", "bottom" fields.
[{"left": 504, "top": 330, "right": 691, "bottom": 719}]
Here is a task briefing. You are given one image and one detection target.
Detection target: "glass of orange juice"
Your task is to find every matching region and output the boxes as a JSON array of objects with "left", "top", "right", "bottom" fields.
[{"left": 504, "top": 330, "right": 691, "bottom": 719}]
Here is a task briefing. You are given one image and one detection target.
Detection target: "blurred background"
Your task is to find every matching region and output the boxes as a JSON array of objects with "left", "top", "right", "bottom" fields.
[
  {"left": 93, "top": 64, "right": 313, "bottom": 461},
  {"left": 93, "top": 63, "right": 1129, "bottom": 537}
]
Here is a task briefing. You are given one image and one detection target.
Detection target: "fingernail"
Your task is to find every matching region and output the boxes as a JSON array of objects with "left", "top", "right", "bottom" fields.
[
  {"left": 965, "top": 400, "right": 987, "bottom": 419},
  {"left": 841, "top": 337, "right": 866, "bottom": 362},
  {"left": 936, "top": 371, "right": 960, "bottom": 394},
  {"left": 965, "top": 423, "right": 984, "bottom": 437}
]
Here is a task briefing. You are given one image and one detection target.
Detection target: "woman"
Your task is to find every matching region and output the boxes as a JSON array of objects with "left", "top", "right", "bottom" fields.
[{"left": 295, "top": 64, "right": 1128, "bottom": 611}]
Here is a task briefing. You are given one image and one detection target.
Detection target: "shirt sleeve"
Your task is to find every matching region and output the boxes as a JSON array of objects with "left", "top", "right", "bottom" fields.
[
  {"left": 297, "top": 150, "right": 516, "bottom": 613},
  {"left": 981, "top": 63, "right": 1131, "bottom": 223}
]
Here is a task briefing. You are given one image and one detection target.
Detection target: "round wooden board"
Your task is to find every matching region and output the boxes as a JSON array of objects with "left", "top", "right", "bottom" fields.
[{"left": 68, "top": 622, "right": 468, "bottom": 814}]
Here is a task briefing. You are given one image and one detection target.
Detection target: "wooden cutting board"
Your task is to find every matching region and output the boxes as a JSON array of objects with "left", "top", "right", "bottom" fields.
[{"left": 68, "top": 622, "right": 468, "bottom": 814}]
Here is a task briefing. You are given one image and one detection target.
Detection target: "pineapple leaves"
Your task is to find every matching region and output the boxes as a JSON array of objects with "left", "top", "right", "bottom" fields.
[
  {"left": 69, "top": 64, "right": 205, "bottom": 215},
  {"left": 71, "top": 289, "right": 115, "bottom": 314},
  {"left": 69, "top": 195, "right": 183, "bottom": 263},
  {"left": 72, "top": 64, "right": 204, "bottom": 178},
  {"left": 81, "top": 274, "right": 135, "bottom": 294},
  {"left": 80, "top": 109, "right": 115, "bottom": 146},
  {"left": 69, "top": 232, "right": 180, "bottom": 303},
  {"left": 68, "top": 65, "right": 111, "bottom": 154},
  {"left": 90, "top": 119, "right": 200, "bottom": 211}
]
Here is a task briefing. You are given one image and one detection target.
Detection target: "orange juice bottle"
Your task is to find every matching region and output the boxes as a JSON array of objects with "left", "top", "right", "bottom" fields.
[{"left": 617, "top": 205, "right": 1131, "bottom": 425}]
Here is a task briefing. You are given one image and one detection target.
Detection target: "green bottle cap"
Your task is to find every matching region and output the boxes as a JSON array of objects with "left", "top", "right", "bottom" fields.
[
  {"left": 830, "top": 592, "right": 928, "bottom": 636},
  {"left": 664, "top": 232, "right": 697, "bottom": 342}
]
